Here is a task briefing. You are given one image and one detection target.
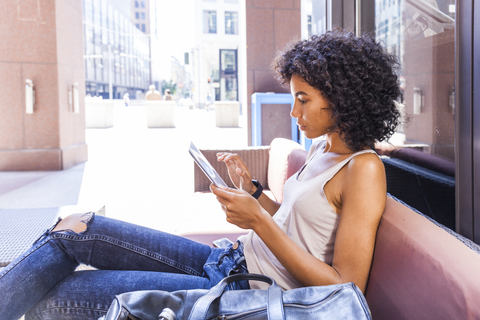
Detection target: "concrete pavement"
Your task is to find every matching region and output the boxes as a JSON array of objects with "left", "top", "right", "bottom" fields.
[{"left": 0, "top": 105, "right": 248, "bottom": 237}]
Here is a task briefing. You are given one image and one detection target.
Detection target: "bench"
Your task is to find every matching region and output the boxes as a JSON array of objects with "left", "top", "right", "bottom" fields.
[
  {"left": 376, "top": 145, "right": 456, "bottom": 230},
  {"left": 0, "top": 207, "right": 60, "bottom": 267},
  {"left": 190, "top": 138, "right": 480, "bottom": 319}
]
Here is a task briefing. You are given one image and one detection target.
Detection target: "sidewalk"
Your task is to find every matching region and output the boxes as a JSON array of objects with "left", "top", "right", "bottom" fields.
[{"left": 0, "top": 105, "right": 248, "bottom": 237}]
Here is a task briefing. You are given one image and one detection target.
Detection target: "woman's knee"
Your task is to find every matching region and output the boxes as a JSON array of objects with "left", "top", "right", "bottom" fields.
[{"left": 53, "top": 212, "right": 93, "bottom": 234}]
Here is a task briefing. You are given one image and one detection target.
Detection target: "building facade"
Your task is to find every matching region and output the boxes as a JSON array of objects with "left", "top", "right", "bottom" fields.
[
  {"left": 193, "top": 0, "right": 246, "bottom": 109},
  {"left": 83, "top": 0, "right": 151, "bottom": 99},
  {"left": 131, "top": 0, "right": 151, "bottom": 34}
]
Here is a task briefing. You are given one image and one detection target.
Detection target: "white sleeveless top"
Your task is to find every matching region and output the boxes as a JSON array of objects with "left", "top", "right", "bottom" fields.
[{"left": 238, "top": 140, "right": 377, "bottom": 290}]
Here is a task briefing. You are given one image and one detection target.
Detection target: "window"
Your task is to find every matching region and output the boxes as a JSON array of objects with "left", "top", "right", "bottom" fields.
[
  {"left": 141, "top": 12, "right": 145, "bottom": 20},
  {"left": 135, "top": 1, "right": 139, "bottom": 8},
  {"left": 141, "top": 24, "right": 145, "bottom": 32},
  {"left": 309, "top": 0, "right": 457, "bottom": 231},
  {"left": 225, "top": 11, "right": 238, "bottom": 35},
  {"left": 135, "top": 12, "right": 139, "bottom": 19},
  {"left": 372, "top": 0, "right": 456, "bottom": 229},
  {"left": 203, "top": 10, "right": 217, "bottom": 34},
  {"left": 141, "top": 1, "right": 145, "bottom": 8},
  {"left": 307, "top": 15, "right": 312, "bottom": 37},
  {"left": 220, "top": 49, "right": 238, "bottom": 101},
  {"left": 135, "top": 23, "right": 139, "bottom": 29}
]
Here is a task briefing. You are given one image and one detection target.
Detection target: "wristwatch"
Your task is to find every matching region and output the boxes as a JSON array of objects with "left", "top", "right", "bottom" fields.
[{"left": 251, "top": 180, "right": 263, "bottom": 199}]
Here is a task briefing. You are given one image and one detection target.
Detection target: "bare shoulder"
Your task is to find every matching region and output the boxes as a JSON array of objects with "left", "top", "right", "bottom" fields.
[
  {"left": 345, "top": 152, "right": 385, "bottom": 181},
  {"left": 326, "top": 152, "right": 386, "bottom": 215},
  {"left": 340, "top": 152, "right": 386, "bottom": 217}
]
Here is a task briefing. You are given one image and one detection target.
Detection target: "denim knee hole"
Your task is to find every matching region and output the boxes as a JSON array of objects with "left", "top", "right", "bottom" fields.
[{"left": 51, "top": 212, "right": 95, "bottom": 236}]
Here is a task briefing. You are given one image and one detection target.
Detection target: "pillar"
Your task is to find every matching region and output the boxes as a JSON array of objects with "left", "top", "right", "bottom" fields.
[
  {"left": 0, "top": 0, "right": 87, "bottom": 171},
  {"left": 246, "top": 0, "right": 301, "bottom": 145}
]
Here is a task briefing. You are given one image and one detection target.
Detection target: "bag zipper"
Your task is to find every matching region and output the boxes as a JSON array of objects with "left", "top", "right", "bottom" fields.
[
  {"left": 208, "top": 288, "right": 342, "bottom": 320},
  {"left": 283, "top": 288, "right": 342, "bottom": 309},
  {"left": 210, "top": 309, "right": 266, "bottom": 320}
]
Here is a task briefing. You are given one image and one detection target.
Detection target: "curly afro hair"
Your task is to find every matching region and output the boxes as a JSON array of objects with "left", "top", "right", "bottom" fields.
[{"left": 272, "top": 30, "right": 401, "bottom": 151}]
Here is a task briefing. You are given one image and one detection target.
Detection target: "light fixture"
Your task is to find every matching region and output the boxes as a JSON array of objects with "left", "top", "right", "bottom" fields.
[
  {"left": 25, "top": 79, "right": 35, "bottom": 114},
  {"left": 449, "top": 86, "right": 455, "bottom": 115},
  {"left": 69, "top": 83, "right": 79, "bottom": 113},
  {"left": 413, "top": 87, "right": 423, "bottom": 115},
  {"left": 72, "top": 82, "right": 79, "bottom": 113}
]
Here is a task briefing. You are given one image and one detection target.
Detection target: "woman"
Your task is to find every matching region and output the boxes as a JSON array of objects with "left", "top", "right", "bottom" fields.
[{"left": 0, "top": 30, "right": 400, "bottom": 320}]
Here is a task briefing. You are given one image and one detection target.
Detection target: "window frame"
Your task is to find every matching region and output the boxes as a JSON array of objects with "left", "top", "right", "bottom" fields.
[
  {"left": 225, "top": 11, "right": 238, "bottom": 35},
  {"left": 203, "top": 10, "right": 217, "bottom": 34},
  {"left": 456, "top": 0, "right": 480, "bottom": 242}
]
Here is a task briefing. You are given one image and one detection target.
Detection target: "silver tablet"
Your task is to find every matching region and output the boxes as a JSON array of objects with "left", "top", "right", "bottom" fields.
[{"left": 189, "top": 142, "right": 228, "bottom": 188}]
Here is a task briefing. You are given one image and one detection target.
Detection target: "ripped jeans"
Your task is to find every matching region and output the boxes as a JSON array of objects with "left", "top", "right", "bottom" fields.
[{"left": 0, "top": 213, "right": 249, "bottom": 320}]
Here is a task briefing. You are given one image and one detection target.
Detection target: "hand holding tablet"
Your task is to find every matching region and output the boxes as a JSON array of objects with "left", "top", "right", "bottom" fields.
[{"left": 189, "top": 142, "right": 228, "bottom": 188}]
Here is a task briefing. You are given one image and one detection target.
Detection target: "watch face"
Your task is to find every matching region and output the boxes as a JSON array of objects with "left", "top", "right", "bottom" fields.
[{"left": 189, "top": 142, "right": 228, "bottom": 188}]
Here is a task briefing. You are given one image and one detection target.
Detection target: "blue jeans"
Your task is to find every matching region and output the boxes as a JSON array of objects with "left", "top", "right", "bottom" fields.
[{"left": 0, "top": 213, "right": 249, "bottom": 320}]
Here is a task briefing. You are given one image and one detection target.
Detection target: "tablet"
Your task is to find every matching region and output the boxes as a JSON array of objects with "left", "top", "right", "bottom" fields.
[{"left": 189, "top": 142, "right": 228, "bottom": 188}]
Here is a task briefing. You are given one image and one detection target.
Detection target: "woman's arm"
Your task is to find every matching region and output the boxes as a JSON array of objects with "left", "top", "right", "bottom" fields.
[
  {"left": 216, "top": 152, "right": 281, "bottom": 216},
  {"left": 255, "top": 191, "right": 281, "bottom": 217},
  {"left": 326, "top": 154, "right": 386, "bottom": 292},
  {"left": 212, "top": 153, "right": 385, "bottom": 293}
]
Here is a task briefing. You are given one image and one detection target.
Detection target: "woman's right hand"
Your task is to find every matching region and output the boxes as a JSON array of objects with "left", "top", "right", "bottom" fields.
[
  {"left": 216, "top": 152, "right": 256, "bottom": 194},
  {"left": 211, "top": 184, "right": 269, "bottom": 230}
]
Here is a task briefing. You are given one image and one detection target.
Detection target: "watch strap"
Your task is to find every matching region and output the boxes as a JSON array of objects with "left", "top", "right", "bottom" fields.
[{"left": 251, "top": 180, "right": 263, "bottom": 199}]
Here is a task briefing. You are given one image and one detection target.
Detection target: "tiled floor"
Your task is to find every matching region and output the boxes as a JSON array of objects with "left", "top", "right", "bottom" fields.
[{"left": 0, "top": 105, "right": 249, "bottom": 237}]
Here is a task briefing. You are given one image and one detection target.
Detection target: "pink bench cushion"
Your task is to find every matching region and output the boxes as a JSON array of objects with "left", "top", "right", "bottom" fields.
[
  {"left": 366, "top": 197, "right": 480, "bottom": 319},
  {"left": 267, "top": 138, "right": 308, "bottom": 203},
  {"left": 287, "top": 149, "right": 309, "bottom": 180}
]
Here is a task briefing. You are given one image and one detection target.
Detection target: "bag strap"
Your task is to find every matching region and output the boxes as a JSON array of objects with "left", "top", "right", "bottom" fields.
[
  {"left": 267, "top": 277, "right": 285, "bottom": 320},
  {"left": 188, "top": 273, "right": 285, "bottom": 320}
]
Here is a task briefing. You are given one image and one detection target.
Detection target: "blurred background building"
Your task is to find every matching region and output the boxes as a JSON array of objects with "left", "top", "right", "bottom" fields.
[
  {"left": 131, "top": 0, "right": 151, "bottom": 34},
  {"left": 83, "top": 0, "right": 151, "bottom": 100},
  {"left": 192, "top": 0, "right": 245, "bottom": 110}
]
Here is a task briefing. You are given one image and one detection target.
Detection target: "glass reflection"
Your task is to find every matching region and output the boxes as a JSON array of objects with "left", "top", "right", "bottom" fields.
[{"left": 376, "top": 0, "right": 455, "bottom": 162}]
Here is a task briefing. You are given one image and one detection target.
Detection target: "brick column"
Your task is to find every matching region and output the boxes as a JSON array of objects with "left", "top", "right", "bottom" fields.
[
  {"left": 246, "top": 0, "right": 301, "bottom": 145},
  {"left": 0, "top": 0, "right": 87, "bottom": 170}
]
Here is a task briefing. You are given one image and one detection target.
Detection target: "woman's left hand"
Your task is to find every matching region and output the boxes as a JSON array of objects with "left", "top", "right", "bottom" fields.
[{"left": 210, "top": 184, "right": 269, "bottom": 230}]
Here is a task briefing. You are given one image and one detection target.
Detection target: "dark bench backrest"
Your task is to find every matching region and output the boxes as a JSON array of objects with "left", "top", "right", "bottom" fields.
[
  {"left": 382, "top": 157, "right": 455, "bottom": 229},
  {"left": 390, "top": 147, "right": 455, "bottom": 177}
]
